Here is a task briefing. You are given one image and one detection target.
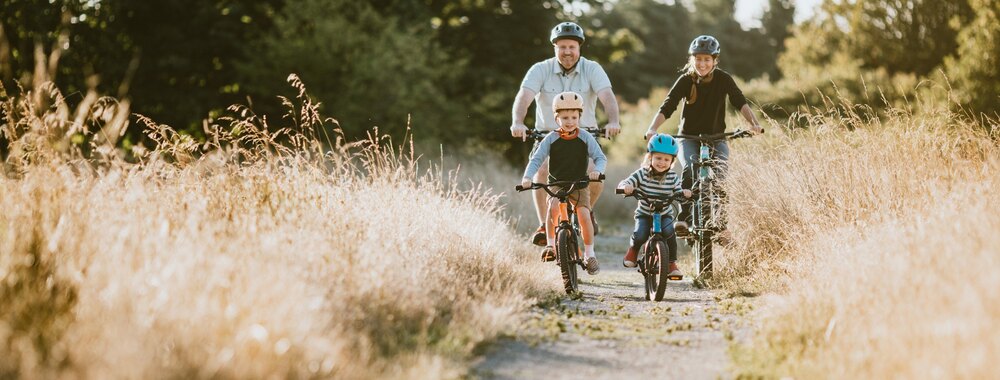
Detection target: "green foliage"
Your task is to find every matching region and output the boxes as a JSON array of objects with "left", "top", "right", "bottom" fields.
[
  {"left": 828, "top": 0, "right": 972, "bottom": 76},
  {"left": 237, "top": 0, "right": 459, "bottom": 141},
  {"left": 945, "top": 0, "right": 1000, "bottom": 117}
]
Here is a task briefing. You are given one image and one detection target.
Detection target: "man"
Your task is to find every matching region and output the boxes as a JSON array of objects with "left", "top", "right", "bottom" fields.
[{"left": 510, "top": 21, "right": 622, "bottom": 246}]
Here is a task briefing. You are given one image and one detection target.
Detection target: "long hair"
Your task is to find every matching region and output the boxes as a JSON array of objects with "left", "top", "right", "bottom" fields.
[{"left": 682, "top": 55, "right": 718, "bottom": 104}]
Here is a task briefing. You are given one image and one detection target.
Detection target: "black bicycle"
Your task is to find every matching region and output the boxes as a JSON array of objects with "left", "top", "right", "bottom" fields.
[
  {"left": 671, "top": 130, "right": 758, "bottom": 279},
  {"left": 523, "top": 127, "right": 611, "bottom": 142},
  {"left": 616, "top": 189, "right": 689, "bottom": 301},
  {"left": 516, "top": 175, "right": 605, "bottom": 294}
]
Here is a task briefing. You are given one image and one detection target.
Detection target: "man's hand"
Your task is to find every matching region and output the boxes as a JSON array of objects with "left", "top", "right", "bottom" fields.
[
  {"left": 604, "top": 122, "right": 621, "bottom": 138},
  {"left": 520, "top": 177, "right": 532, "bottom": 189},
  {"left": 644, "top": 129, "right": 657, "bottom": 141},
  {"left": 682, "top": 189, "right": 692, "bottom": 198},
  {"left": 620, "top": 183, "right": 634, "bottom": 195},
  {"left": 588, "top": 171, "right": 602, "bottom": 181},
  {"left": 511, "top": 123, "right": 529, "bottom": 141}
]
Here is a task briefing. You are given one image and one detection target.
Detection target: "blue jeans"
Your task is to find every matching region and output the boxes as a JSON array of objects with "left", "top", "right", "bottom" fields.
[
  {"left": 677, "top": 138, "right": 730, "bottom": 225},
  {"left": 631, "top": 214, "right": 678, "bottom": 262}
]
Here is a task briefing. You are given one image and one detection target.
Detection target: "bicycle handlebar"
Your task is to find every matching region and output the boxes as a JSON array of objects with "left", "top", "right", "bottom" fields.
[
  {"left": 523, "top": 128, "right": 611, "bottom": 141},
  {"left": 672, "top": 129, "right": 762, "bottom": 142},
  {"left": 516, "top": 174, "right": 606, "bottom": 193},
  {"left": 615, "top": 188, "right": 689, "bottom": 202}
]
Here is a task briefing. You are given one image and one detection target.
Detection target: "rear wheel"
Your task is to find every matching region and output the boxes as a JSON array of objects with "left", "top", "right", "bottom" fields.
[
  {"left": 556, "top": 228, "right": 579, "bottom": 294},
  {"left": 652, "top": 241, "right": 670, "bottom": 301}
]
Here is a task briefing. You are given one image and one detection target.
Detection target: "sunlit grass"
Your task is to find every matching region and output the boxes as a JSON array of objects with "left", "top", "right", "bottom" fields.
[
  {"left": 0, "top": 75, "right": 559, "bottom": 378},
  {"left": 719, "top": 98, "right": 1000, "bottom": 378}
]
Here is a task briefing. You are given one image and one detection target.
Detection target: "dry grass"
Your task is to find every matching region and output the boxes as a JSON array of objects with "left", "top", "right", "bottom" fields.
[
  {"left": 719, "top": 100, "right": 1000, "bottom": 378},
  {"left": 0, "top": 75, "right": 558, "bottom": 379}
]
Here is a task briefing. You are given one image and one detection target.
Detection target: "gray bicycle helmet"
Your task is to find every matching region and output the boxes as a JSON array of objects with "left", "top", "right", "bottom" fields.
[
  {"left": 688, "top": 35, "right": 720, "bottom": 56},
  {"left": 550, "top": 22, "right": 585, "bottom": 44}
]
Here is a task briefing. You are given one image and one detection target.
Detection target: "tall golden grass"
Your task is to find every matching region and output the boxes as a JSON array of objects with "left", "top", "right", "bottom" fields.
[
  {"left": 720, "top": 100, "right": 1000, "bottom": 377},
  {"left": 0, "top": 75, "right": 558, "bottom": 379}
]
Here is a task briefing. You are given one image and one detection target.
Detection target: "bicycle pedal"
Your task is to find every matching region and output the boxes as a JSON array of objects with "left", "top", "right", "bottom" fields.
[{"left": 667, "top": 275, "right": 683, "bottom": 281}]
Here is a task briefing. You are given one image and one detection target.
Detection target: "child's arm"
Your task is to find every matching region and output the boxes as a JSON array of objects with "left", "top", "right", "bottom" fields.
[
  {"left": 618, "top": 169, "right": 642, "bottom": 194},
  {"left": 726, "top": 75, "right": 763, "bottom": 134},
  {"left": 522, "top": 133, "right": 555, "bottom": 181},
  {"left": 581, "top": 131, "right": 607, "bottom": 177},
  {"left": 647, "top": 76, "right": 690, "bottom": 139}
]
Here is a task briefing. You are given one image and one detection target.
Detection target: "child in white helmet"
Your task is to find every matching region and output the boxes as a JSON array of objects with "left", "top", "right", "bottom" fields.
[{"left": 521, "top": 91, "right": 607, "bottom": 275}]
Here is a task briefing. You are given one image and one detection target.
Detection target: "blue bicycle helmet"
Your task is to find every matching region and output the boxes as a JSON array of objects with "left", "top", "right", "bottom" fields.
[{"left": 648, "top": 134, "right": 679, "bottom": 155}]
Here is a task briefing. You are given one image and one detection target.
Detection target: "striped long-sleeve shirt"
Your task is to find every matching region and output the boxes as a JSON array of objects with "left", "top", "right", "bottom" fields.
[{"left": 622, "top": 167, "right": 682, "bottom": 217}]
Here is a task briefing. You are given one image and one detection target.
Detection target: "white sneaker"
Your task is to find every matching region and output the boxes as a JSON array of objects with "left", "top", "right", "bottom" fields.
[{"left": 585, "top": 257, "right": 600, "bottom": 275}]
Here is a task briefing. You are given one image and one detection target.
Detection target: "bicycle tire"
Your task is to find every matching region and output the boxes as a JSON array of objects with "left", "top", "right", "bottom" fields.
[
  {"left": 652, "top": 240, "right": 670, "bottom": 301},
  {"left": 641, "top": 242, "right": 653, "bottom": 301},
  {"left": 556, "top": 228, "right": 579, "bottom": 294},
  {"left": 695, "top": 197, "right": 714, "bottom": 278}
]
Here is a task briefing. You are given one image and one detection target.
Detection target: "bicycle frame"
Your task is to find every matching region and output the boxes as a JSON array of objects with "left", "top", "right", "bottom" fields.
[
  {"left": 672, "top": 130, "right": 756, "bottom": 278},
  {"left": 617, "top": 189, "right": 687, "bottom": 300},
  {"left": 517, "top": 175, "right": 605, "bottom": 294}
]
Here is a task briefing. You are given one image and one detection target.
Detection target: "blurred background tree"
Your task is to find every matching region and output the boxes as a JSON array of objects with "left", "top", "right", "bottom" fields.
[{"left": 2, "top": 0, "right": 995, "bottom": 159}]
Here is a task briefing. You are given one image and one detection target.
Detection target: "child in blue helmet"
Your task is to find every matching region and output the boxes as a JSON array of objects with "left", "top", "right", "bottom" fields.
[{"left": 617, "top": 134, "right": 691, "bottom": 276}]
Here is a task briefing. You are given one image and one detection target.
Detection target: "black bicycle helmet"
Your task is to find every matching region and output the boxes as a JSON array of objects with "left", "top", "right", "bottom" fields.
[
  {"left": 550, "top": 22, "right": 585, "bottom": 44},
  {"left": 688, "top": 35, "right": 720, "bottom": 56}
]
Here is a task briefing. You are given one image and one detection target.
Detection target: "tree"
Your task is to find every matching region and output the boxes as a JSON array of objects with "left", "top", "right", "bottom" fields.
[
  {"left": 238, "top": 0, "right": 459, "bottom": 142},
  {"left": 761, "top": 0, "right": 795, "bottom": 79},
  {"left": 826, "top": 0, "right": 972, "bottom": 76},
  {"left": 945, "top": 0, "right": 1000, "bottom": 117}
]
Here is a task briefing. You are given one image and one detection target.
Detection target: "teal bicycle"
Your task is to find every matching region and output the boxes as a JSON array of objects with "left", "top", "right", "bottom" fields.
[
  {"left": 616, "top": 189, "right": 688, "bottom": 301},
  {"left": 672, "top": 130, "right": 757, "bottom": 279}
]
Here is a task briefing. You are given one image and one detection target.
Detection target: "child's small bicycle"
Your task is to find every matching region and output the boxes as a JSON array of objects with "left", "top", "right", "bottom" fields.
[
  {"left": 516, "top": 175, "right": 605, "bottom": 294},
  {"left": 616, "top": 189, "right": 688, "bottom": 301}
]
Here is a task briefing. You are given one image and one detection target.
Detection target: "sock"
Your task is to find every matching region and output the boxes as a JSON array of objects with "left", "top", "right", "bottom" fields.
[
  {"left": 546, "top": 236, "right": 554, "bottom": 247},
  {"left": 585, "top": 244, "right": 595, "bottom": 258}
]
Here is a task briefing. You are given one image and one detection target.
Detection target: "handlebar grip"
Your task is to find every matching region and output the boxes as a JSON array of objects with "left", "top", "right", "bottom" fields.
[
  {"left": 515, "top": 185, "right": 525, "bottom": 191},
  {"left": 598, "top": 174, "right": 606, "bottom": 180},
  {"left": 615, "top": 188, "right": 625, "bottom": 195}
]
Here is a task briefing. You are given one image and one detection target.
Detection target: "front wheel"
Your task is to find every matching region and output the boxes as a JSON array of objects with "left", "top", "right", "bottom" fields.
[
  {"left": 556, "top": 228, "right": 579, "bottom": 294},
  {"left": 649, "top": 241, "right": 670, "bottom": 301}
]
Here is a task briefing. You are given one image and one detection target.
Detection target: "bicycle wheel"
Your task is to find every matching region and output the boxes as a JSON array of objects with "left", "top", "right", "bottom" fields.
[
  {"left": 556, "top": 228, "right": 579, "bottom": 294},
  {"left": 641, "top": 243, "right": 653, "bottom": 301},
  {"left": 652, "top": 240, "right": 670, "bottom": 301},
  {"left": 695, "top": 195, "right": 714, "bottom": 278}
]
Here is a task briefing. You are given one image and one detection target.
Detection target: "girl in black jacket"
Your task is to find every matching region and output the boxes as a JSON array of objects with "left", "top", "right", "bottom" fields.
[{"left": 644, "top": 35, "right": 763, "bottom": 235}]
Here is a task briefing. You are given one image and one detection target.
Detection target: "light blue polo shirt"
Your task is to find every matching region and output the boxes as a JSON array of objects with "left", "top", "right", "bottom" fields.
[{"left": 520, "top": 56, "right": 613, "bottom": 131}]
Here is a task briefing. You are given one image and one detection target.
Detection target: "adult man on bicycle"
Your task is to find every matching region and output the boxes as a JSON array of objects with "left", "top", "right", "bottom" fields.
[{"left": 510, "top": 21, "right": 622, "bottom": 246}]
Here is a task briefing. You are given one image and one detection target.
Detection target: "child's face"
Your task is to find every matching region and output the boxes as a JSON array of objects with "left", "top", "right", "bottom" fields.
[
  {"left": 650, "top": 152, "right": 674, "bottom": 172},
  {"left": 692, "top": 54, "right": 716, "bottom": 77},
  {"left": 555, "top": 109, "right": 580, "bottom": 132}
]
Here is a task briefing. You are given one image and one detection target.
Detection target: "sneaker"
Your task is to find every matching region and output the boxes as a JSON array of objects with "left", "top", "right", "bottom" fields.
[
  {"left": 667, "top": 261, "right": 683, "bottom": 280},
  {"left": 590, "top": 210, "right": 600, "bottom": 236},
  {"left": 531, "top": 225, "right": 547, "bottom": 246},
  {"left": 540, "top": 246, "right": 556, "bottom": 262},
  {"left": 623, "top": 246, "right": 638, "bottom": 268},
  {"left": 585, "top": 256, "right": 600, "bottom": 275},
  {"left": 674, "top": 221, "right": 691, "bottom": 238}
]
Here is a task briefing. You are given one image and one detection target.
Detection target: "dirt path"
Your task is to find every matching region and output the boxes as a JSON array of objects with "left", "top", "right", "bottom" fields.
[{"left": 471, "top": 231, "right": 757, "bottom": 380}]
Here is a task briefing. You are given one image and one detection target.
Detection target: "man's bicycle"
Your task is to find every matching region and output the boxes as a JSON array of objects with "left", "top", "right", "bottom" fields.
[
  {"left": 615, "top": 189, "right": 688, "bottom": 301},
  {"left": 672, "top": 130, "right": 758, "bottom": 279},
  {"left": 516, "top": 175, "right": 605, "bottom": 294}
]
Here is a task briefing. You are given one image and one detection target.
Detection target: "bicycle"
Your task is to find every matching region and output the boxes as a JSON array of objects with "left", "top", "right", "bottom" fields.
[
  {"left": 671, "top": 129, "right": 759, "bottom": 279},
  {"left": 516, "top": 175, "right": 606, "bottom": 294},
  {"left": 615, "top": 189, "right": 689, "bottom": 301}
]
